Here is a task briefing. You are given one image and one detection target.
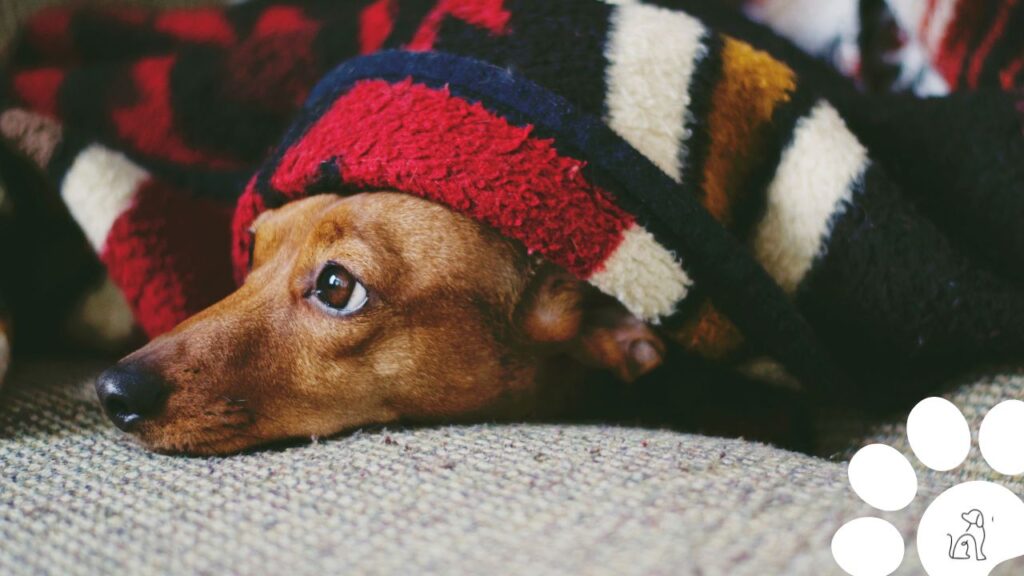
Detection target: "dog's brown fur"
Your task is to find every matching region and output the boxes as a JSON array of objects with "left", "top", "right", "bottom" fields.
[{"left": 110, "top": 192, "right": 664, "bottom": 454}]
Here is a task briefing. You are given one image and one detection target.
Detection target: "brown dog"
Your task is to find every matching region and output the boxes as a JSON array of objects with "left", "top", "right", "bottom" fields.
[{"left": 93, "top": 192, "right": 666, "bottom": 455}]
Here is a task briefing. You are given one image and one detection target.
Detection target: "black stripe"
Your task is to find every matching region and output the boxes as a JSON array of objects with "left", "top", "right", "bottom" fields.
[
  {"left": 660, "top": 286, "right": 709, "bottom": 333},
  {"left": 0, "top": 68, "right": 13, "bottom": 110},
  {"left": 677, "top": 33, "right": 723, "bottom": 208},
  {"left": 797, "top": 162, "right": 1024, "bottom": 395},
  {"left": 858, "top": 0, "right": 904, "bottom": 92},
  {"left": 382, "top": 0, "right": 436, "bottom": 48},
  {"left": 433, "top": 0, "right": 614, "bottom": 118},
  {"left": 57, "top": 63, "right": 125, "bottom": 147},
  {"left": 118, "top": 156, "right": 248, "bottom": 203},
  {"left": 957, "top": 0, "right": 1002, "bottom": 88},
  {"left": 730, "top": 90, "right": 817, "bottom": 242},
  {"left": 46, "top": 130, "right": 88, "bottom": 187},
  {"left": 980, "top": 2, "right": 1024, "bottom": 87},
  {"left": 0, "top": 138, "right": 104, "bottom": 350},
  {"left": 306, "top": 157, "right": 344, "bottom": 195},
  {"left": 69, "top": 10, "right": 171, "bottom": 63},
  {"left": 169, "top": 46, "right": 295, "bottom": 168},
  {"left": 309, "top": 1, "right": 362, "bottom": 65}
]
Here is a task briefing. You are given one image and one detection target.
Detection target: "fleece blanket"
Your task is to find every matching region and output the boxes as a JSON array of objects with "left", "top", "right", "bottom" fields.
[{"left": 0, "top": 0, "right": 1022, "bottom": 402}]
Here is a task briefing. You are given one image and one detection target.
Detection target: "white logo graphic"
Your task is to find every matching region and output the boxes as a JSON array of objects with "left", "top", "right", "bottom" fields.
[{"left": 832, "top": 398, "right": 1024, "bottom": 576}]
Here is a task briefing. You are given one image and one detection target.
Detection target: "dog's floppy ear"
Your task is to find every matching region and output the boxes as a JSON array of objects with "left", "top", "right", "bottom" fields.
[
  {"left": 519, "top": 264, "right": 665, "bottom": 383},
  {"left": 962, "top": 510, "right": 983, "bottom": 526}
]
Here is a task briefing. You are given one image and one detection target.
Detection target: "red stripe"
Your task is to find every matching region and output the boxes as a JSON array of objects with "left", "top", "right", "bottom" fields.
[
  {"left": 253, "top": 80, "right": 631, "bottom": 280},
  {"left": 1002, "top": 57, "right": 1024, "bottom": 88},
  {"left": 103, "top": 179, "right": 235, "bottom": 337},
  {"left": 408, "top": 0, "right": 510, "bottom": 51},
  {"left": 154, "top": 8, "right": 236, "bottom": 46},
  {"left": 110, "top": 56, "right": 241, "bottom": 169},
  {"left": 252, "top": 6, "right": 320, "bottom": 37},
  {"left": 360, "top": 0, "right": 397, "bottom": 54},
  {"left": 967, "top": 0, "right": 1018, "bottom": 87},
  {"left": 12, "top": 68, "right": 64, "bottom": 118},
  {"left": 936, "top": 0, "right": 986, "bottom": 87}
]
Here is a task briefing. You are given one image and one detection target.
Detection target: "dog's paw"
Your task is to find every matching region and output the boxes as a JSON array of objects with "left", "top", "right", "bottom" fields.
[{"left": 832, "top": 397, "right": 1024, "bottom": 576}]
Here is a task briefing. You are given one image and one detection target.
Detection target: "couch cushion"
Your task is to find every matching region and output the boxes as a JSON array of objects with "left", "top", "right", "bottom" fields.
[
  {"left": 0, "top": 359, "right": 869, "bottom": 575},
  {"left": 7, "top": 359, "right": 1024, "bottom": 574}
]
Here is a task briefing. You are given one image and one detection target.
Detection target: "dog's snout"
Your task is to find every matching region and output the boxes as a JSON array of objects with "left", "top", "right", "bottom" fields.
[{"left": 95, "top": 364, "right": 168, "bottom": 431}]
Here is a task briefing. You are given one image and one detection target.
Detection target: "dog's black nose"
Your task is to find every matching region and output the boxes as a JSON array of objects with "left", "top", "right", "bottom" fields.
[{"left": 95, "top": 364, "right": 167, "bottom": 431}]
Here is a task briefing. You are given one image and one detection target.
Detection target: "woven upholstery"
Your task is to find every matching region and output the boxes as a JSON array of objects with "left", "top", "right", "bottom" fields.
[{"left": 1, "top": 359, "right": 1021, "bottom": 575}]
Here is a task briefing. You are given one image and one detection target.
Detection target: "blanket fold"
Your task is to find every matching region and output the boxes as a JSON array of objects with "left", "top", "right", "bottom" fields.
[{"left": 1, "top": 0, "right": 1022, "bottom": 400}]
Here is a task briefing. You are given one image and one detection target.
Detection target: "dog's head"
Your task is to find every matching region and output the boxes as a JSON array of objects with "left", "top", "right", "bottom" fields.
[
  {"left": 96, "top": 192, "right": 665, "bottom": 454},
  {"left": 962, "top": 509, "right": 984, "bottom": 528}
]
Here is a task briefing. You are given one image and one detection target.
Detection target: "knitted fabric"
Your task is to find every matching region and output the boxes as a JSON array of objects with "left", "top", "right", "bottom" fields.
[{"left": 1, "top": 0, "right": 1022, "bottom": 400}]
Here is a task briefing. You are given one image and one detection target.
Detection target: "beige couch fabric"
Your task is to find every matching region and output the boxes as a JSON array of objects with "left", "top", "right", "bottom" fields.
[
  {"left": 0, "top": 359, "right": 874, "bottom": 576},
  {"left": 8, "top": 359, "right": 1024, "bottom": 575}
]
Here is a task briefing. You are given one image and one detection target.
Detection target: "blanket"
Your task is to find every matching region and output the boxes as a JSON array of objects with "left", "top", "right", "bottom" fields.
[
  {"left": 743, "top": 0, "right": 1024, "bottom": 95},
  {"left": 1, "top": 0, "right": 1022, "bottom": 403}
]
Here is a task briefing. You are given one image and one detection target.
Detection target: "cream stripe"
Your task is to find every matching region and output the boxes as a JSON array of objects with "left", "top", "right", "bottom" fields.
[
  {"left": 918, "top": 0, "right": 958, "bottom": 53},
  {"left": 588, "top": 224, "right": 692, "bottom": 322},
  {"left": 886, "top": 0, "right": 927, "bottom": 36},
  {"left": 62, "top": 144, "right": 148, "bottom": 251},
  {"left": 744, "top": 0, "right": 858, "bottom": 57},
  {"left": 752, "top": 101, "right": 868, "bottom": 294},
  {"left": 604, "top": 2, "right": 706, "bottom": 182}
]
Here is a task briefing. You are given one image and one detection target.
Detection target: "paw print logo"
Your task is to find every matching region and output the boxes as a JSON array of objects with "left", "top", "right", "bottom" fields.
[{"left": 832, "top": 398, "right": 1024, "bottom": 576}]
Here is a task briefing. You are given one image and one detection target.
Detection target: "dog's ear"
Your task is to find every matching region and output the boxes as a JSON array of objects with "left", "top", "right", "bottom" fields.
[
  {"left": 962, "top": 510, "right": 983, "bottom": 526},
  {"left": 519, "top": 264, "right": 665, "bottom": 383}
]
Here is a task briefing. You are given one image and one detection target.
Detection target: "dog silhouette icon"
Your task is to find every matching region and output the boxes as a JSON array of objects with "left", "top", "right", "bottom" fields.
[{"left": 948, "top": 509, "right": 987, "bottom": 561}]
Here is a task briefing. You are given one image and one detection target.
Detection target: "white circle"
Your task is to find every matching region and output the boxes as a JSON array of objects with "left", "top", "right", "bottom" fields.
[
  {"left": 831, "top": 517, "right": 905, "bottom": 576},
  {"left": 906, "top": 397, "right": 971, "bottom": 471},
  {"left": 979, "top": 399, "right": 1024, "bottom": 476},
  {"left": 848, "top": 444, "right": 917, "bottom": 511}
]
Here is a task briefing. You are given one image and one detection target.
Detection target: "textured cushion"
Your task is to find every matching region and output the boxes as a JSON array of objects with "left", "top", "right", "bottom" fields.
[
  {"left": 0, "top": 359, "right": 866, "bottom": 575},
  {"left": 9, "top": 359, "right": 1024, "bottom": 575}
]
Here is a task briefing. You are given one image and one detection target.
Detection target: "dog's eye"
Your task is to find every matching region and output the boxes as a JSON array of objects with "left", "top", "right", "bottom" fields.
[{"left": 312, "top": 263, "right": 368, "bottom": 315}]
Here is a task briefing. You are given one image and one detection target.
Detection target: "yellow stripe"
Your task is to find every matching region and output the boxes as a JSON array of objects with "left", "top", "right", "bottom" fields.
[{"left": 701, "top": 36, "right": 797, "bottom": 228}]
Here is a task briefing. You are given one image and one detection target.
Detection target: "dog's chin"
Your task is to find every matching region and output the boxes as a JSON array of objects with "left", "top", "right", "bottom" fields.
[
  {"left": 143, "top": 434, "right": 266, "bottom": 456},
  {"left": 134, "top": 424, "right": 271, "bottom": 456}
]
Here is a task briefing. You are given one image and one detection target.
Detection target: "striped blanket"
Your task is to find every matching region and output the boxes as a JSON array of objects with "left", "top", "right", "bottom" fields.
[
  {"left": 1, "top": 0, "right": 1023, "bottom": 402},
  {"left": 744, "top": 0, "right": 1024, "bottom": 95}
]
